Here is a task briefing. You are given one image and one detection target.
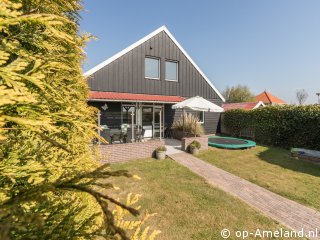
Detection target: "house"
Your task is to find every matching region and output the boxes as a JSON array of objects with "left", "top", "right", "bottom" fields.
[
  {"left": 85, "top": 26, "right": 225, "bottom": 140},
  {"left": 255, "top": 91, "right": 286, "bottom": 105},
  {"left": 222, "top": 101, "right": 265, "bottom": 111}
]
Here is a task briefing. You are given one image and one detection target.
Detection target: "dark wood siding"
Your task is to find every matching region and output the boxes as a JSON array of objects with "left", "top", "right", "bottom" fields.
[
  {"left": 88, "top": 30, "right": 223, "bottom": 134},
  {"left": 88, "top": 31, "right": 222, "bottom": 101},
  {"left": 90, "top": 102, "right": 121, "bottom": 128}
]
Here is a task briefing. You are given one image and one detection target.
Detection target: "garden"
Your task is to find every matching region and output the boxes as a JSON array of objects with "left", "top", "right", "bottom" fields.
[
  {"left": 197, "top": 146, "right": 320, "bottom": 211},
  {"left": 1, "top": 0, "right": 319, "bottom": 239},
  {"left": 222, "top": 105, "right": 320, "bottom": 151},
  {"left": 110, "top": 158, "right": 299, "bottom": 240}
]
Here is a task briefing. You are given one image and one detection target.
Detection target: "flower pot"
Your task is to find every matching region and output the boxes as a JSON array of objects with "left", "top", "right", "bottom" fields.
[
  {"left": 156, "top": 151, "right": 166, "bottom": 160},
  {"left": 172, "top": 130, "right": 184, "bottom": 140},
  {"left": 172, "top": 130, "right": 194, "bottom": 140},
  {"left": 190, "top": 147, "right": 199, "bottom": 155}
]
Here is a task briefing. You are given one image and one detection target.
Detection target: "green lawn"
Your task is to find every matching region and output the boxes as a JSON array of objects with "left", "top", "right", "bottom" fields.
[
  {"left": 197, "top": 146, "right": 320, "bottom": 211},
  {"left": 110, "top": 158, "right": 294, "bottom": 240}
]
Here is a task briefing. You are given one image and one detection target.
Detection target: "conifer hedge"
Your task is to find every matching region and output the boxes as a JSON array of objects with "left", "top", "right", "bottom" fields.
[
  {"left": 223, "top": 105, "right": 320, "bottom": 150},
  {"left": 0, "top": 1, "right": 159, "bottom": 239}
]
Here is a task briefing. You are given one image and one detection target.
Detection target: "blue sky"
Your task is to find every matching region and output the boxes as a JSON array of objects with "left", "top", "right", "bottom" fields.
[{"left": 80, "top": 0, "right": 320, "bottom": 104}]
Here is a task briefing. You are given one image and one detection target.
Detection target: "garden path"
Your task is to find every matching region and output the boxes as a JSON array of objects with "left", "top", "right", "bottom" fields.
[{"left": 169, "top": 152, "right": 320, "bottom": 240}]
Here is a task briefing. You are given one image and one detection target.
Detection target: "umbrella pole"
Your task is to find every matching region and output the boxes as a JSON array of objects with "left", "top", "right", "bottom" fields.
[{"left": 183, "top": 109, "right": 185, "bottom": 138}]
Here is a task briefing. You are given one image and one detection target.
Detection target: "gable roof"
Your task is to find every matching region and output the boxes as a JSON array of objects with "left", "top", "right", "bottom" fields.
[
  {"left": 255, "top": 91, "right": 286, "bottom": 104},
  {"left": 84, "top": 26, "right": 225, "bottom": 102},
  {"left": 222, "top": 101, "right": 265, "bottom": 111}
]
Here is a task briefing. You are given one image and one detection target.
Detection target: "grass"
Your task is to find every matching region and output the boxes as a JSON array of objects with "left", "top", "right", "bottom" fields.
[
  {"left": 110, "top": 158, "right": 294, "bottom": 240},
  {"left": 197, "top": 145, "right": 320, "bottom": 212}
]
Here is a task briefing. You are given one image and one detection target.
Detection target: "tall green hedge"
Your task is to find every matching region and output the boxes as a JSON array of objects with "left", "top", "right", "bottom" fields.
[{"left": 223, "top": 105, "right": 320, "bottom": 150}]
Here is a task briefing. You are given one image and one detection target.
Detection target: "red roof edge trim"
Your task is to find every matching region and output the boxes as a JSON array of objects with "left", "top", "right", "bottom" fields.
[{"left": 89, "top": 91, "right": 185, "bottom": 103}]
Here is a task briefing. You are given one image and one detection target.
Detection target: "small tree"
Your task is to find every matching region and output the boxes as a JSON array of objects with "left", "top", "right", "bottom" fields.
[
  {"left": 223, "top": 85, "right": 255, "bottom": 103},
  {"left": 296, "top": 89, "right": 308, "bottom": 105}
]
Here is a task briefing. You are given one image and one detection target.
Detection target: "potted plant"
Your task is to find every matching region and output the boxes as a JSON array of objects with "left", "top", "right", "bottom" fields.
[
  {"left": 189, "top": 140, "right": 201, "bottom": 155},
  {"left": 155, "top": 146, "right": 167, "bottom": 160},
  {"left": 171, "top": 113, "right": 204, "bottom": 140}
]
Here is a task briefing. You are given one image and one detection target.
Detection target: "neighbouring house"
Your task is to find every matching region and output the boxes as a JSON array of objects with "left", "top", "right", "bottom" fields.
[
  {"left": 222, "top": 101, "right": 265, "bottom": 111},
  {"left": 255, "top": 91, "right": 286, "bottom": 105},
  {"left": 85, "top": 26, "right": 225, "bottom": 141}
]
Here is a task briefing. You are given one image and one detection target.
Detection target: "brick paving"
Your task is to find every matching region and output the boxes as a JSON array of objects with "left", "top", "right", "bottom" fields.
[
  {"left": 99, "top": 139, "right": 165, "bottom": 163},
  {"left": 169, "top": 152, "right": 320, "bottom": 239}
]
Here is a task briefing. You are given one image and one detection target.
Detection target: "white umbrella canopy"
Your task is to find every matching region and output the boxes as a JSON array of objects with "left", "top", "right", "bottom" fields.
[{"left": 172, "top": 96, "right": 224, "bottom": 112}]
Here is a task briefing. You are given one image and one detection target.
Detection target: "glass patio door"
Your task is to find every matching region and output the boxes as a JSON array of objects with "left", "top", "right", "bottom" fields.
[
  {"left": 153, "top": 106, "right": 164, "bottom": 139},
  {"left": 140, "top": 105, "right": 164, "bottom": 139},
  {"left": 142, "top": 107, "right": 153, "bottom": 138}
]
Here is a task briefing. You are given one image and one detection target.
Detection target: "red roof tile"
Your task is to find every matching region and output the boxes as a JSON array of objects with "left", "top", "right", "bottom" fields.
[
  {"left": 89, "top": 91, "right": 185, "bottom": 103},
  {"left": 255, "top": 91, "right": 286, "bottom": 104},
  {"left": 223, "top": 102, "right": 264, "bottom": 111}
]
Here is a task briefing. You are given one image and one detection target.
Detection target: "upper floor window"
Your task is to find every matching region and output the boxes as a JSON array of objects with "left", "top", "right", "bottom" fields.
[
  {"left": 145, "top": 57, "right": 160, "bottom": 79},
  {"left": 165, "top": 60, "right": 178, "bottom": 81}
]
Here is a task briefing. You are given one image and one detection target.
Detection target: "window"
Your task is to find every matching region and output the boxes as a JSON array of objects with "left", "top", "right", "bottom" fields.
[
  {"left": 145, "top": 57, "right": 160, "bottom": 79},
  {"left": 195, "top": 111, "right": 204, "bottom": 123},
  {"left": 165, "top": 60, "right": 178, "bottom": 81},
  {"left": 142, "top": 107, "right": 153, "bottom": 126},
  {"left": 122, "top": 106, "right": 136, "bottom": 124}
]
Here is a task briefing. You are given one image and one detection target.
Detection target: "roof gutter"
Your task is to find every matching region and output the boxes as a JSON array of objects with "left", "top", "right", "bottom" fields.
[{"left": 87, "top": 98, "right": 182, "bottom": 104}]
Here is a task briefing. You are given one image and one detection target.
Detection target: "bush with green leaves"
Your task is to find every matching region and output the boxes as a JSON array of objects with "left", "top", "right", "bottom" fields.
[
  {"left": 155, "top": 146, "right": 167, "bottom": 152},
  {"left": 189, "top": 140, "right": 201, "bottom": 149},
  {"left": 223, "top": 105, "right": 320, "bottom": 150}
]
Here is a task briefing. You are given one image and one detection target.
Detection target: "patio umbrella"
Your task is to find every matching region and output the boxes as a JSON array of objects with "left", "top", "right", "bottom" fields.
[
  {"left": 172, "top": 96, "right": 224, "bottom": 136},
  {"left": 172, "top": 96, "right": 224, "bottom": 112}
]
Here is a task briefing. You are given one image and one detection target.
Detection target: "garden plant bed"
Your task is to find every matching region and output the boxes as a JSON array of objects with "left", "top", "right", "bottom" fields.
[
  {"left": 110, "top": 158, "right": 294, "bottom": 240},
  {"left": 197, "top": 146, "right": 320, "bottom": 212}
]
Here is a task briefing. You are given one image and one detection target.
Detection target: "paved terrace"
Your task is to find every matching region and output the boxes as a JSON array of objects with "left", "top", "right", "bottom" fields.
[
  {"left": 169, "top": 152, "right": 320, "bottom": 240},
  {"left": 164, "top": 138, "right": 183, "bottom": 155}
]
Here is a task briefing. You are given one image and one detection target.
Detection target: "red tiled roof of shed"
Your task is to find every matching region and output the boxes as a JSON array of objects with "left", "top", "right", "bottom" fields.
[{"left": 223, "top": 102, "right": 264, "bottom": 111}]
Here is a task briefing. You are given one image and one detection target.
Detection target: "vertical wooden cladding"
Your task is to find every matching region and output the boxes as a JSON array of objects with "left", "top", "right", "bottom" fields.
[{"left": 88, "top": 30, "right": 222, "bottom": 103}]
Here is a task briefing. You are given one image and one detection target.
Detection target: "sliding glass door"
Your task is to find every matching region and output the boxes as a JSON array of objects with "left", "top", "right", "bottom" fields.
[
  {"left": 121, "top": 103, "right": 164, "bottom": 139},
  {"left": 142, "top": 107, "right": 153, "bottom": 138},
  {"left": 139, "top": 105, "right": 164, "bottom": 138},
  {"left": 153, "top": 107, "right": 164, "bottom": 138}
]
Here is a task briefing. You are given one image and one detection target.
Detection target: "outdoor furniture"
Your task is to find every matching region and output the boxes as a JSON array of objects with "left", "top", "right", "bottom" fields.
[
  {"left": 110, "top": 129, "right": 124, "bottom": 144},
  {"left": 121, "top": 124, "right": 130, "bottom": 133},
  {"left": 136, "top": 129, "right": 145, "bottom": 142},
  {"left": 100, "top": 129, "right": 111, "bottom": 143},
  {"left": 125, "top": 128, "right": 135, "bottom": 143},
  {"left": 125, "top": 128, "right": 144, "bottom": 143}
]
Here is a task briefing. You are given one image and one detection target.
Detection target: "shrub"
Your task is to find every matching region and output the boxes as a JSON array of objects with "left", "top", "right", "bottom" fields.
[
  {"left": 223, "top": 109, "right": 252, "bottom": 137},
  {"left": 189, "top": 140, "right": 201, "bottom": 149},
  {"left": 156, "top": 146, "right": 167, "bottom": 152},
  {"left": 172, "top": 113, "right": 205, "bottom": 136},
  {"left": 223, "top": 105, "right": 320, "bottom": 150},
  {"left": 0, "top": 1, "right": 159, "bottom": 239}
]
